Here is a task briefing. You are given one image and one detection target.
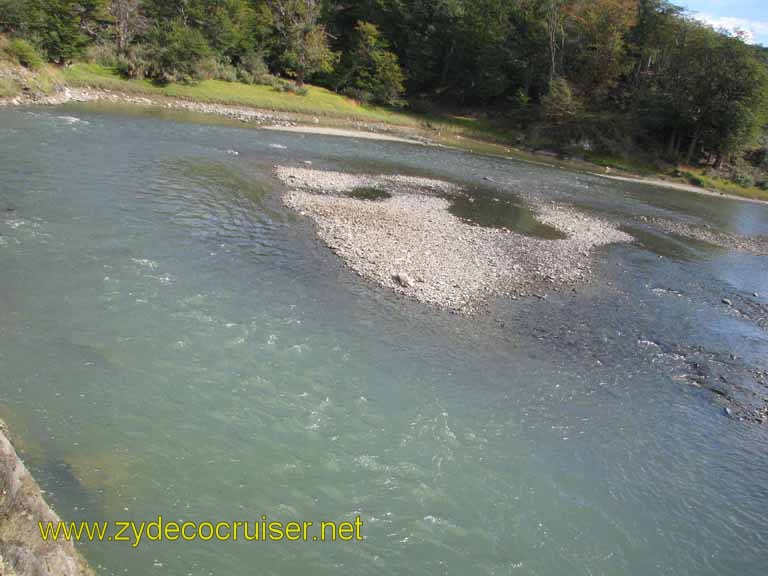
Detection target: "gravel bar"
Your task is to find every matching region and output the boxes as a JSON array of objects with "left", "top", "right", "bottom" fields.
[{"left": 278, "top": 167, "right": 633, "bottom": 313}]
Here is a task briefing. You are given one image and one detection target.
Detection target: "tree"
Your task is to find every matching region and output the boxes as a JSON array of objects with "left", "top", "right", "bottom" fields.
[
  {"left": 145, "top": 19, "right": 211, "bottom": 83},
  {"left": 336, "top": 21, "right": 404, "bottom": 105},
  {"left": 268, "top": 0, "right": 337, "bottom": 86},
  {"left": 564, "top": 0, "right": 637, "bottom": 100},
  {"left": 111, "top": 0, "right": 143, "bottom": 52},
  {"left": 541, "top": 76, "right": 584, "bottom": 145}
]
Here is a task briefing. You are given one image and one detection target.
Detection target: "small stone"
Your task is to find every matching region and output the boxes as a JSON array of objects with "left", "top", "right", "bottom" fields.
[
  {"left": 754, "top": 292, "right": 759, "bottom": 298},
  {"left": 722, "top": 298, "right": 732, "bottom": 306},
  {"left": 393, "top": 272, "right": 414, "bottom": 288}
]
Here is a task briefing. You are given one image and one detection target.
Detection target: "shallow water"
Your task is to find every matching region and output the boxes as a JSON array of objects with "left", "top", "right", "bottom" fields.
[
  {"left": 1, "top": 105, "right": 767, "bottom": 576},
  {"left": 448, "top": 187, "right": 565, "bottom": 239}
]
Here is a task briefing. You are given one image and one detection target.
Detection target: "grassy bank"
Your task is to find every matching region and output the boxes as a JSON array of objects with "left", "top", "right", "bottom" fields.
[
  {"left": 0, "top": 37, "right": 63, "bottom": 98},
  {"left": 64, "top": 63, "right": 421, "bottom": 125},
  {"left": 10, "top": 59, "right": 768, "bottom": 203}
]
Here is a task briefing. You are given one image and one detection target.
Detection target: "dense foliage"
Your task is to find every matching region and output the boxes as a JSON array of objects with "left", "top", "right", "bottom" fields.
[{"left": 2, "top": 0, "right": 768, "bottom": 170}]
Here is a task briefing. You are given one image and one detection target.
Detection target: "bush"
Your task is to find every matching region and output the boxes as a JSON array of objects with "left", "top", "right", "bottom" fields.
[
  {"left": 238, "top": 52, "right": 271, "bottom": 85},
  {"left": 270, "top": 77, "right": 308, "bottom": 96},
  {"left": 4, "top": 38, "right": 43, "bottom": 70},
  {"left": 685, "top": 173, "right": 706, "bottom": 187},
  {"left": 342, "top": 86, "right": 373, "bottom": 104},
  {"left": 731, "top": 172, "right": 754, "bottom": 188},
  {"left": 194, "top": 57, "right": 238, "bottom": 82},
  {"left": 145, "top": 21, "right": 211, "bottom": 84},
  {"left": 85, "top": 43, "right": 118, "bottom": 67},
  {"left": 757, "top": 180, "right": 768, "bottom": 191},
  {"left": 116, "top": 45, "right": 150, "bottom": 80},
  {"left": 0, "top": 77, "right": 19, "bottom": 98}
]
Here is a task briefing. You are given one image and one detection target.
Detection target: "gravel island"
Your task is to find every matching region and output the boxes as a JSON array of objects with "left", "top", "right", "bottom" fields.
[{"left": 277, "top": 167, "right": 633, "bottom": 313}]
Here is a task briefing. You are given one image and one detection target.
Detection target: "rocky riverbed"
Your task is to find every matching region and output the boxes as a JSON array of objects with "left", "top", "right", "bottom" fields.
[{"left": 277, "top": 167, "right": 632, "bottom": 313}]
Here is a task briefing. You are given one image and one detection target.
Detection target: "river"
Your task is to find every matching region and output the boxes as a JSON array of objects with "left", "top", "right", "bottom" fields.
[{"left": 1, "top": 104, "right": 767, "bottom": 575}]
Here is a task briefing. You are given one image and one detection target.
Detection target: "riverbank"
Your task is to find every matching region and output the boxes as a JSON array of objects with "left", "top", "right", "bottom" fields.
[
  {"left": 0, "top": 420, "right": 94, "bottom": 575},
  {"left": 3, "top": 61, "right": 768, "bottom": 204}
]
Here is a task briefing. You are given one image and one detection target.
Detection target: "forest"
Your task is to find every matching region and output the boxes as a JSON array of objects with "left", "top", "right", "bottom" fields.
[{"left": 2, "top": 0, "right": 768, "bottom": 185}]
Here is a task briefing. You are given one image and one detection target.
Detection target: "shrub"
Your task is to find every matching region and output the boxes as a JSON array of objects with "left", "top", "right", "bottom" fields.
[
  {"left": 685, "top": 173, "right": 706, "bottom": 187},
  {"left": 4, "top": 38, "right": 43, "bottom": 70},
  {"left": 145, "top": 20, "right": 211, "bottom": 84},
  {"left": 731, "top": 172, "right": 754, "bottom": 188},
  {"left": 85, "top": 43, "right": 118, "bottom": 67},
  {"left": 270, "top": 77, "right": 308, "bottom": 95},
  {"left": 542, "top": 77, "right": 583, "bottom": 128},
  {"left": 541, "top": 77, "right": 587, "bottom": 147},
  {"left": 342, "top": 86, "right": 373, "bottom": 104},
  {"left": 238, "top": 52, "right": 271, "bottom": 84},
  {"left": 756, "top": 180, "right": 768, "bottom": 191},
  {"left": 116, "top": 45, "right": 150, "bottom": 80},
  {"left": 0, "top": 77, "right": 19, "bottom": 98}
]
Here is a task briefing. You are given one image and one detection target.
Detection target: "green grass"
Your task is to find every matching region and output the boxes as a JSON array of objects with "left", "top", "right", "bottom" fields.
[
  {"left": 4, "top": 38, "right": 43, "bottom": 70},
  {"left": 676, "top": 169, "right": 768, "bottom": 202},
  {"left": 0, "top": 76, "right": 20, "bottom": 98},
  {"left": 64, "top": 63, "right": 421, "bottom": 125},
  {"left": 57, "top": 64, "right": 768, "bottom": 203}
]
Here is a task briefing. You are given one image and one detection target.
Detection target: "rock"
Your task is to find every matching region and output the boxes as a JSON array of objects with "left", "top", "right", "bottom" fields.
[
  {"left": 754, "top": 292, "right": 759, "bottom": 298},
  {"left": 722, "top": 298, "right": 732, "bottom": 306},
  {"left": 724, "top": 406, "right": 733, "bottom": 417},
  {"left": 393, "top": 272, "right": 414, "bottom": 288},
  {"left": 302, "top": 160, "right": 313, "bottom": 165},
  {"left": 0, "top": 419, "right": 95, "bottom": 575}
]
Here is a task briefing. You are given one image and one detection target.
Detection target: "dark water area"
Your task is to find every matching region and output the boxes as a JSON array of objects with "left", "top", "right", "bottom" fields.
[
  {"left": 348, "top": 187, "right": 393, "bottom": 201},
  {"left": 0, "top": 104, "right": 767, "bottom": 576},
  {"left": 448, "top": 186, "right": 565, "bottom": 239}
]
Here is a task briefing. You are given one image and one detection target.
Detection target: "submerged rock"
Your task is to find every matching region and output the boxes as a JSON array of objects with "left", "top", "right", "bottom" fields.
[{"left": 0, "top": 420, "right": 94, "bottom": 576}]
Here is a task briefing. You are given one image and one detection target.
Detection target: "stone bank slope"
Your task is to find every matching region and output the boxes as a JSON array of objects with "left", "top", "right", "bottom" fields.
[{"left": 0, "top": 420, "right": 94, "bottom": 576}]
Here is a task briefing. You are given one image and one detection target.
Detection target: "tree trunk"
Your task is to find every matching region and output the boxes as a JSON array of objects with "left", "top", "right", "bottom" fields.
[
  {"left": 547, "top": 0, "right": 559, "bottom": 82},
  {"left": 667, "top": 127, "right": 678, "bottom": 157},
  {"left": 686, "top": 127, "right": 701, "bottom": 164}
]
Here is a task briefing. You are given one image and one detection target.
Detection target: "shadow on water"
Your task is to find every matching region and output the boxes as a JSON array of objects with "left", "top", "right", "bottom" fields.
[
  {"left": 27, "top": 452, "right": 105, "bottom": 519},
  {"left": 347, "top": 187, "right": 393, "bottom": 201},
  {"left": 449, "top": 187, "right": 566, "bottom": 239}
]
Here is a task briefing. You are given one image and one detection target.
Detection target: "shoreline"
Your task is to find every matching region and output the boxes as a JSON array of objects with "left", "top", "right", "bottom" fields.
[
  {"left": 0, "top": 420, "right": 94, "bottom": 575},
  {"left": 590, "top": 172, "right": 768, "bottom": 206},
  {"left": 3, "top": 85, "right": 767, "bottom": 206}
]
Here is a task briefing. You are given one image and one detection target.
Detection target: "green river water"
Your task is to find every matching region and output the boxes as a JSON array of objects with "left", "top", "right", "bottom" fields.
[{"left": 1, "top": 104, "right": 767, "bottom": 575}]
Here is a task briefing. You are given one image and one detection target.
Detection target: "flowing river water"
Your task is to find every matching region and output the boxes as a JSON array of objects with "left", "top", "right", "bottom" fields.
[{"left": 1, "top": 105, "right": 767, "bottom": 575}]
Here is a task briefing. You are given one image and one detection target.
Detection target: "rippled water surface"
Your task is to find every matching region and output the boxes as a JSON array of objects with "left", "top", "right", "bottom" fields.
[{"left": 1, "top": 105, "right": 767, "bottom": 575}]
